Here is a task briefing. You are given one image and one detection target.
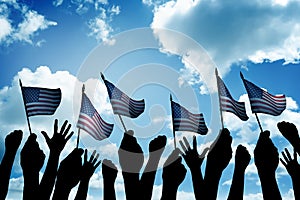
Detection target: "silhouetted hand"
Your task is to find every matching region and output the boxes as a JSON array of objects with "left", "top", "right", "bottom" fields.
[
  {"left": 118, "top": 130, "right": 144, "bottom": 173},
  {"left": 102, "top": 159, "right": 118, "bottom": 183},
  {"left": 254, "top": 131, "right": 282, "bottom": 200},
  {"left": 254, "top": 131, "right": 278, "bottom": 173},
  {"left": 20, "top": 133, "right": 45, "bottom": 175},
  {"left": 204, "top": 128, "right": 232, "bottom": 199},
  {"left": 81, "top": 149, "right": 101, "bottom": 180},
  {"left": 20, "top": 133, "right": 45, "bottom": 200},
  {"left": 5, "top": 130, "right": 23, "bottom": 153},
  {"left": 206, "top": 128, "right": 233, "bottom": 173},
  {"left": 118, "top": 130, "right": 144, "bottom": 199},
  {"left": 277, "top": 121, "right": 300, "bottom": 155},
  {"left": 141, "top": 135, "right": 167, "bottom": 200},
  {"left": 179, "top": 136, "right": 205, "bottom": 200},
  {"left": 102, "top": 159, "right": 118, "bottom": 200},
  {"left": 0, "top": 130, "right": 23, "bottom": 200},
  {"left": 52, "top": 148, "right": 84, "bottom": 200},
  {"left": 161, "top": 149, "right": 187, "bottom": 200},
  {"left": 74, "top": 149, "right": 101, "bottom": 200},
  {"left": 227, "top": 145, "right": 250, "bottom": 200},
  {"left": 39, "top": 119, "right": 75, "bottom": 199},
  {"left": 235, "top": 145, "right": 251, "bottom": 171},
  {"left": 149, "top": 135, "right": 167, "bottom": 153},
  {"left": 280, "top": 148, "right": 300, "bottom": 177},
  {"left": 41, "top": 119, "right": 74, "bottom": 155},
  {"left": 180, "top": 136, "right": 204, "bottom": 170},
  {"left": 280, "top": 148, "right": 300, "bottom": 199}
]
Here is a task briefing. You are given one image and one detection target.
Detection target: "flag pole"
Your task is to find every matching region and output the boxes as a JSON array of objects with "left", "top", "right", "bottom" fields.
[
  {"left": 19, "top": 79, "right": 32, "bottom": 135},
  {"left": 255, "top": 113, "right": 263, "bottom": 132},
  {"left": 76, "top": 84, "right": 85, "bottom": 148},
  {"left": 215, "top": 69, "right": 224, "bottom": 129},
  {"left": 170, "top": 94, "right": 177, "bottom": 149},
  {"left": 118, "top": 114, "right": 127, "bottom": 132}
]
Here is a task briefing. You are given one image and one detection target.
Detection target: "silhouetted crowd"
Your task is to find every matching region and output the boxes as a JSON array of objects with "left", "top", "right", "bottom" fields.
[{"left": 0, "top": 119, "right": 299, "bottom": 200}]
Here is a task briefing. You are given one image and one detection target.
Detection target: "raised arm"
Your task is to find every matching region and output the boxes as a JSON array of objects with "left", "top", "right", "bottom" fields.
[
  {"left": 140, "top": 135, "right": 166, "bottom": 200},
  {"left": 0, "top": 130, "right": 22, "bottom": 200},
  {"left": 75, "top": 149, "right": 101, "bottom": 200},
  {"left": 39, "top": 119, "right": 74, "bottom": 199},
  {"left": 280, "top": 148, "right": 300, "bottom": 199},
  {"left": 204, "top": 128, "right": 232, "bottom": 199},
  {"left": 102, "top": 159, "right": 118, "bottom": 200},
  {"left": 20, "top": 133, "right": 45, "bottom": 200},
  {"left": 118, "top": 130, "right": 144, "bottom": 200},
  {"left": 179, "top": 136, "right": 206, "bottom": 200},
  {"left": 52, "top": 148, "right": 83, "bottom": 200},
  {"left": 160, "top": 149, "right": 187, "bottom": 200},
  {"left": 254, "top": 131, "right": 282, "bottom": 200},
  {"left": 227, "top": 145, "right": 251, "bottom": 200}
]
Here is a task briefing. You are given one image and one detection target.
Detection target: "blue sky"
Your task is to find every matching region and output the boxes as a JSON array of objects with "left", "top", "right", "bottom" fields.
[{"left": 1, "top": 0, "right": 300, "bottom": 199}]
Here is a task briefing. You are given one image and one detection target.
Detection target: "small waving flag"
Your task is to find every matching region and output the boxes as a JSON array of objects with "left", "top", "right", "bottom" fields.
[
  {"left": 171, "top": 99, "right": 208, "bottom": 135},
  {"left": 217, "top": 75, "right": 248, "bottom": 121},
  {"left": 21, "top": 85, "right": 61, "bottom": 117},
  {"left": 77, "top": 93, "right": 114, "bottom": 140},
  {"left": 240, "top": 72, "right": 286, "bottom": 116},
  {"left": 102, "top": 75, "right": 145, "bottom": 118}
]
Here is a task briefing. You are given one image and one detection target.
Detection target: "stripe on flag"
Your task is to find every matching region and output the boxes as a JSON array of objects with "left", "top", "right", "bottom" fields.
[
  {"left": 22, "top": 87, "right": 61, "bottom": 117},
  {"left": 241, "top": 75, "right": 286, "bottom": 116},
  {"left": 217, "top": 76, "right": 248, "bottom": 121},
  {"left": 77, "top": 93, "right": 114, "bottom": 140},
  {"left": 171, "top": 100, "right": 208, "bottom": 135},
  {"left": 104, "top": 80, "right": 145, "bottom": 118}
]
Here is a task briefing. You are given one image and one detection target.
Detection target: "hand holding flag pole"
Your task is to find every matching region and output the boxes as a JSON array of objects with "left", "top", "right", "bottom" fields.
[
  {"left": 215, "top": 69, "right": 224, "bottom": 129},
  {"left": 19, "top": 79, "right": 33, "bottom": 135}
]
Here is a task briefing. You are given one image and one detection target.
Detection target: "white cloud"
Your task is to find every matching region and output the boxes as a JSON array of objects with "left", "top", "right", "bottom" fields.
[
  {"left": 0, "top": 17, "right": 12, "bottom": 42},
  {"left": 151, "top": 0, "right": 300, "bottom": 79},
  {"left": 0, "top": 1, "right": 57, "bottom": 45},
  {"left": 53, "top": 0, "right": 64, "bottom": 7},
  {"left": 88, "top": 5, "right": 120, "bottom": 45},
  {"left": 14, "top": 10, "right": 57, "bottom": 44}
]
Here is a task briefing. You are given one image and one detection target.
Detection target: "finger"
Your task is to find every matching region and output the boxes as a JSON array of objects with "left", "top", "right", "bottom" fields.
[
  {"left": 94, "top": 160, "right": 101, "bottom": 169},
  {"left": 282, "top": 151, "right": 289, "bottom": 162},
  {"left": 54, "top": 119, "right": 58, "bottom": 135},
  {"left": 65, "top": 131, "right": 74, "bottom": 141},
  {"left": 63, "top": 123, "right": 72, "bottom": 137},
  {"left": 60, "top": 120, "right": 68, "bottom": 134},
  {"left": 285, "top": 148, "right": 292, "bottom": 161},
  {"left": 280, "top": 158, "right": 287, "bottom": 167},
  {"left": 179, "top": 140, "right": 188, "bottom": 152},
  {"left": 90, "top": 150, "right": 96, "bottom": 163},
  {"left": 183, "top": 137, "right": 191, "bottom": 150},
  {"left": 84, "top": 149, "right": 88, "bottom": 163},
  {"left": 193, "top": 136, "right": 197, "bottom": 150},
  {"left": 94, "top": 153, "right": 100, "bottom": 164},
  {"left": 41, "top": 131, "right": 50, "bottom": 144}
]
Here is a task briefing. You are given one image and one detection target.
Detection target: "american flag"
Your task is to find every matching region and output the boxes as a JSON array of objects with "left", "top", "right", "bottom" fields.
[
  {"left": 241, "top": 73, "right": 286, "bottom": 116},
  {"left": 21, "top": 86, "right": 61, "bottom": 117},
  {"left": 77, "top": 93, "right": 114, "bottom": 140},
  {"left": 104, "top": 80, "right": 145, "bottom": 118},
  {"left": 171, "top": 100, "right": 208, "bottom": 135},
  {"left": 217, "top": 75, "right": 248, "bottom": 121}
]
